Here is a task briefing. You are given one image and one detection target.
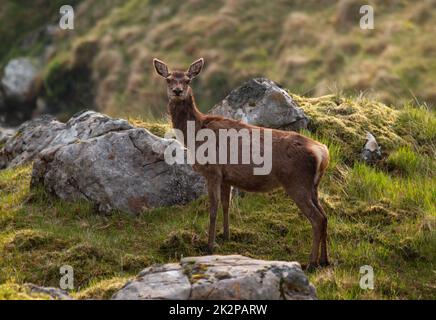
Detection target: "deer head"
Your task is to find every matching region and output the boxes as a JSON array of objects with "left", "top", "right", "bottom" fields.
[{"left": 153, "top": 58, "right": 204, "bottom": 101}]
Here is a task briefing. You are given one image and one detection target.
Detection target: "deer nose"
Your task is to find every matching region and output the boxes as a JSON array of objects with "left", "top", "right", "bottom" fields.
[{"left": 173, "top": 88, "right": 183, "bottom": 96}]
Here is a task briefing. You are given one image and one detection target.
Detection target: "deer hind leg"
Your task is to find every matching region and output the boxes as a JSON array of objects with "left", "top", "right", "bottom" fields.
[
  {"left": 312, "top": 189, "right": 329, "bottom": 266},
  {"left": 221, "top": 184, "right": 232, "bottom": 241},
  {"left": 207, "top": 178, "right": 221, "bottom": 253},
  {"left": 288, "top": 189, "right": 326, "bottom": 270}
]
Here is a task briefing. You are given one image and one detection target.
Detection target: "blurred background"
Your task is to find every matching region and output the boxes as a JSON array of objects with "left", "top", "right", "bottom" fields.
[{"left": 0, "top": 0, "right": 435, "bottom": 127}]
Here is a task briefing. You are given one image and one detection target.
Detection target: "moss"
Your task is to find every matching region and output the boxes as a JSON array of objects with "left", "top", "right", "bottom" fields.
[
  {"left": 217, "top": 227, "right": 258, "bottom": 244},
  {"left": 0, "top": 283, "right": 51, "bottom": 300},
  {"left": 159, "top": 230, "right": 204, "bottom": 259},
  {"left": 74, "top": 277, "right": 129, "bottom": 300},
  {"left": 295, "top": 94, "right": 409, "bottom": 162},
  {"left": 128, "top": 118, "right": 171, "bottom": 137},
  {"left": 43, "top": 55, "right": 72, "bottom": 98},
  {"left": 4, "top": 230, "right": 69, "bottom": 252},
  {"left": 120, "top": 254, "right": 150, "bottom": 272},
  {"left": 190, "top": 273, "right": 209, "bottom": 282},
  {"left": 265, "top": 220, "right": 289, "bottom": 237},
  {"left": 183, "top": 262, "right": 210, "bottom": 284}
]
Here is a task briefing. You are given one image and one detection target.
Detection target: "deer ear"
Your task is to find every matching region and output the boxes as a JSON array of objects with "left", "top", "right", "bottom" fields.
[
  {"left": 187, "top": 58, "right": 204, "bottom": 79},
  {"left": 153, "top": 58, "right": 170, "bottom": 78}
]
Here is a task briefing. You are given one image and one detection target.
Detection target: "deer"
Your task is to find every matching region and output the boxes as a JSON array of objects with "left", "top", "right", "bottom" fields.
[{"left": 153, "top": 58, "right": 330, "bottom": 269}]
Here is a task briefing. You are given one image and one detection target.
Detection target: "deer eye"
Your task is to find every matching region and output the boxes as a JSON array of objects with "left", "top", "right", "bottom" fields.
[{"left": 166, "top": 78, "right": 171, "bottom": 83}]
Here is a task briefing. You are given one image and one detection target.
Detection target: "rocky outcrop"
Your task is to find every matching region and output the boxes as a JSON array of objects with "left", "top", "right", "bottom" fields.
[
  {"left": 0, "top": 111, "right": 205, "bottom": 214},
  {"left": 209, "top": 78, "right": 308, "bottom": 131},
  {"left": 112, "top": 255, "right": 316, "bottom": 300}
]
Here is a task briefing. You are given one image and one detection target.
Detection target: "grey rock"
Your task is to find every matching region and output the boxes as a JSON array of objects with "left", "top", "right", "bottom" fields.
[
  {"left": 0, "top": 111, "right": 132, "bottom": 169},
  {"left": 112, "top": 255, "right": 316, "bottom": 300},
  {"left": 209, "top": 78, "right": 308, "bottom": 131},
  {"left": 1, "top": 58, "right": 39, "bottom": 103},
  {"left": 24, "top": 111, "right": 205, "bottom": 214},
  {"left": 31, "top": 127, "right": 206, "bottom": 214},
  {"left": 361, "top": 131, "right": 382, "bottom": 163},
  {"left": 113, "top": 263, "right": 192, "bottom": 300},
  {"left": 25, "top": 283, "right": 72, "bottom": 300},
  {"left": 0, "top": 110, "right": 205, "bottom": 213},
  {"left": 0, "top": 115, "right": 65, "bottom": 169}
]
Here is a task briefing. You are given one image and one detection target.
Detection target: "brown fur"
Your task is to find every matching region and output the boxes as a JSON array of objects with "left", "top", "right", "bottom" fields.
[{"left": 154, "top": 58, "right": 330, "bottom": 269}]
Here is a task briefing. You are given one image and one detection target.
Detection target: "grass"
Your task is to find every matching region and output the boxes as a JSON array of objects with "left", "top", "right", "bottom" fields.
[
  {"left": 387, "top": 147, "right": 435, "bottom": 177},
  {"left": 0, "top": 100, "right": 435, "bottom": 300}
]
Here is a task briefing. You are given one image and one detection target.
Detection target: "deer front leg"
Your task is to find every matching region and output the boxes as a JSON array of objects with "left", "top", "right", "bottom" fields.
[
  {"left": 221, "top": 184, "right": 232, "bottom": 241},
  {"left": 207, "top": 179, "right": 221, "bottom": 253}
]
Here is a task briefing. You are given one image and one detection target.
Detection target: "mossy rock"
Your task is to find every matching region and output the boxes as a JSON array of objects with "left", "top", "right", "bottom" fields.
[{"left": 294, "top": 94, "right": 409, "bottom": 163}]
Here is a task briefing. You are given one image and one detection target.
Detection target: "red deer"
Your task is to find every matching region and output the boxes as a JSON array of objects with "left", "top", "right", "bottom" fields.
[{"left": 153, "top": 58, "right": 330, "bottom": 269}]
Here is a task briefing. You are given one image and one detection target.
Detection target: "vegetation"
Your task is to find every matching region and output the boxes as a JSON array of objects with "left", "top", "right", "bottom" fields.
[
  {"left": 1, "top": 0, "right": 436, "bottom": 122},
  {"left": 0, "top": 96, "right": 434, "bottom": 300}
]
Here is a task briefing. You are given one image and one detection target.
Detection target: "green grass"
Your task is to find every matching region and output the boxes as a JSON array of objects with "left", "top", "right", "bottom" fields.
[
  {"left": 387, "top": 147, "right": 435, "bottom": 177},
  {"left": 394, "top": 105, "right": 436, "bottom": 149},
  {"left": 1, "top": 156, "right": 435, "bottom": 299},
  {"left": 0, "top": 99, "right": 435, "bottom": 299}
]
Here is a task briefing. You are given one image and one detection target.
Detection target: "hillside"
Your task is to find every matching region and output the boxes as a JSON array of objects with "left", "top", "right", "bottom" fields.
[
  {"left": 1, "top": 0, "right": 436, "bottom": 125},
  {"left": 0, "top": 94, "right": 434, "bottom": 299}
]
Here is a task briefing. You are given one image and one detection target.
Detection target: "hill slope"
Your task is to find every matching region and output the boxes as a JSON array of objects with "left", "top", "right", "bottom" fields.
[{"left": 1, "top": 0, "right": 436, "bottom": 123}]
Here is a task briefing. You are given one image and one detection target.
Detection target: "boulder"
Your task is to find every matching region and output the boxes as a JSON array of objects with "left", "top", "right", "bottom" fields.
[
  {"left": 209, "top": 78, "right": 308, "bottom": 131},
  {"left": 25, "top": 111, "right": 205, "bottom": 214},
  {"left": 1, "top": 58, "right": 39, "bottom": 103},
  {"left": 112, "top": 255, "right": 316, "bottom": 300},
  {"left": 0, "top": 111, "right": 136, "bottom": 169}
]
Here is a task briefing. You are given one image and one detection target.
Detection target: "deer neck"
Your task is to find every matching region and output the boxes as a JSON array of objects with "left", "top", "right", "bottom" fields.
[{"left": 168, "top": 90, "right": 203, "bottom": 147}]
